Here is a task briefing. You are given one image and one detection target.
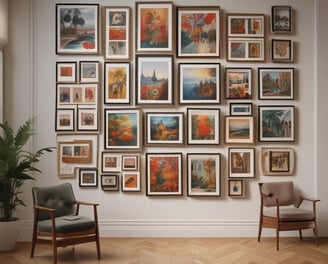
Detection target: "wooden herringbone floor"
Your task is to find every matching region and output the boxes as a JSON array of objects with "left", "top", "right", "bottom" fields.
[{"left": 0, "top": 237, "right": 327, "bottom": 264}]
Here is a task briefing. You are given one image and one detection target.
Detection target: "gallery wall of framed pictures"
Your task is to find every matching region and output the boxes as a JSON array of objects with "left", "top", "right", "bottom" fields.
[{"left": 54, "top": 2, "right": 295, "bottom": 198}]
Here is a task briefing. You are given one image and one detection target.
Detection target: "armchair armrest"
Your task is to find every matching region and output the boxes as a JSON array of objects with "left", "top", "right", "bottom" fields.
[
  {"left": 76, "top": 200, "right": 99, "bottom": 206},
  {"left": 34, "top": 204, "right": 56, "bottom": 213},
  {"left": 75, "top": 200, "right": 99, "bottom": 225},
  {"left": 296, "top": 196, "right": 320, "bottom": 214}
]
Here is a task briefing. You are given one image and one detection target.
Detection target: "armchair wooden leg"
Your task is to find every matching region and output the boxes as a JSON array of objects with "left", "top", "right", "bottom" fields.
[
  {"left": 258, "top": 225, "right": 262, "bottom": 242},
  {"left": 313, "top": 225, "right": 319, "bottom": 247},
  {"left": 299, "top": 230, "right": 303, "bottom": 241},
  {"left": 276, "top": 230, "right": 279, "bottom": 251}
]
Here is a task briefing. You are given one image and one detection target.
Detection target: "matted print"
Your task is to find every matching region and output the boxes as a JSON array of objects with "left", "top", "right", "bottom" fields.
[
  {"left": 272, "top": 6, "right": 292, "bottom": 33},
  {"left": 122, "top": 171, "right": 141, "bottom": 192},
  {"left": 101, "top": 174, "right": 120, "bottom": 191},
  {"left": 271, "top": 39, "right": 293, "bottom": 62},
  {"left": 79, "top": 168, "right": 98, "bottom": 187},
  {"left": 228, "top": 180, "right": 244, "bottom": 197},
  {"left": 230, "top": 103, "right": 252, "bottom": 116},
  {"left": 261, "top": 147, "right": 295, "bottom": 176},
  {"left": 227, "top": 14, "right": 265, "bottom": 37},
  {"left": 225, "top": 68, "right": 252, "bottom": 99},
  {"left": 102, "top": 152, "right": 121, "bottom": 172},
  {"left": 79, "top": 61, "right": 99, "bottom": 83},
  {"left": 225, "top": 116, "right": 254, "bottom": 144},
  {"left": 55, "top": 108, "right": 75, "bottom": 131},
  {"left": 228, "top": 148, "right": 255, "bottom": 178},
  {"left": 122, "top": 154, "right": 139, "bottom": 171},
  {"left": 77, "top": 108, "right": 98, "bottom": 131},
  {"left": 56, "top": 61, "right": 77, "bottom": 83},
  {"left": 227, "top": 38, "right": 264, "bottom": 62}
]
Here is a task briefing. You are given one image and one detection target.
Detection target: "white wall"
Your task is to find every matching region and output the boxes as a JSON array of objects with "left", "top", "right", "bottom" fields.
[{"left": 4, "top": 0, "right": 327, "bottom": 240}]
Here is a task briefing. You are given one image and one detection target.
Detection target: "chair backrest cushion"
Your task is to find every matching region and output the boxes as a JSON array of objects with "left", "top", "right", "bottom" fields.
[
  {"left": 260, "top": 181, "right": 295, "bottom": 207},
  {"left": 32, "top": 183, "right": 76, "bottom": 221}
]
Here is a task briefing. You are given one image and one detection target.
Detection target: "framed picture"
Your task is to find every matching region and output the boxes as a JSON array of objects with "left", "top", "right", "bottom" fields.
[
  {"left": 227, "top": 14, "right": 265, "bottom": 37},
  {"left": 187, "top": 108, "right": 220, "bottom": 145},
  {"left": 55, "top": 108, "right": 75, "bottom": 131},
  {"left": 104, "top": 62, "right": 130, "bottom": 104},
  {"left": 187, "top": 153, "right": 221, "bottom": 197},
  {"left": 258, "top": 105, "right": 295, "bottom": 142},
  {"left": 136, "top": 2, "right": 173, "bottom": 52},
  {"left": 146, "top": 153, "right": 182, "bottom": 196},
  {"left": 145, "top": 112, "right": 184, "bottom": 145},
  {"left": 56, "top": 134, "right": 98, "bottom": 178},
  {"left": 104, "top": 108, "right": 141, "bottom": 150},
  {"left": 228, "top": 148, "right": 255, "bottom": 178},
  {"left": 56, "top": 84, "right": 98, "bottom": 106},
  {"left": 225, "top": 116, "right": 254, "bottom": 144},
  {"left": 56, "top": 62, "right": 77, "bottom": 83},
  {"left": 261, "top": 147, "right": 295, "bottom": 176},
  {"left": 230, "top": 103, "right": 252, "bottom": 116},
  {"left": 79, "top": 168, "right": 98, "bottom": 187},
  {"left": 56, "top": 4, "right": 99, "bottom": 54},
  {"left": 122, "top": 154, "right": 139, "bottom": 171},
  {"left": 228, "top": 180, "right": 244, "bottom": 197},
  {"left": 177, "top": 6, "right": 220, "bottom": 57},
  {"left": 135, "top": 55, "right": 173, "bottom": 105},
  {"left": 79, "top": 61, "right": 99, "bottom": 83},
  {"left": 271, "top": 39, "right": 293, "bottom": 62},
  {"left": 102, "top": 152, "right": 121, "bottom": 172},
  {"left": 225, "top": 68, "right": 252, "bottom": 99},
  {"left": 227, "top": 38, "right": 264, "bottom": 62},
  {"left": 105, "top": 7, "right": 130, "bottom": 60},
  {"left": 121, "top": 171, "right": 141, "bottom": 192},
  {"left": 179, "top": 63, "right": 221, "bottom": 104},
  {"left": 77, "top": 108, "right": 98, "bottom": 131},
  {"left": 101, "top": 174, "right": 120, "bottom": 191},
  {"left": 258, "top": 68, "right": 294, "bottom": 100},
  {"left": 271, "top": 6, "right": 292, "bottom": 33}
]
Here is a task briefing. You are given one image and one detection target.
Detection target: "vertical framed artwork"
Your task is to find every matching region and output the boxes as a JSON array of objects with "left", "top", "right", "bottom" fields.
[
  {"left": 105, "top": 7, "right": 130, "bottom": 60},
  {"left": 261, "top": 147, "right": 295, "bottom": 176},
  {"left": 79, "top": 168, "right": 98, "bottom": 187},
  {"left": 122, "top": 154, "right": 139, "bottom": 171},
  {"left": 101, "top": 174, "right": 120, "bottom": 191},
  {"left": 258, "top": 68, "right": 294, "bottom": 100},
  {"left": 187, "top": 108, "right": 220, "bottom": 145},
  {"left": 228, "top": 180, "right": 244, "bottom": 197},
  {"left": 225, "top": 116, "right": 254, "bottom": 144},
  {"left": 258, "top": 105, "right": 295, "bottom": 142},
  {"left": 225, "top": 68, "right": 252, "bottom": 99},
  {"left": 104, "top": 108, "right": 141, "bottom": 150},
  {"left": 104, "top": 62, "right": 130, "bottom": 104},
  {"left": 121, "top": 171, "right": 141, "bottom": 192},
  {"left": 77, "top": 108, "right": 98, "bottom": 131},
  {"left": 145, "top": 112, "right": 184, "bottom": 145},
  {"left": 179, "top": 63, "right": 221, "bottom": 104},
  {"left": 146, "top": 153, "right": 182, "bottom": 196},
  {"left": 56, "top": 4, "right": 99, "bottom": 54},
  {"left": 177, "top": 6, "right": 220, "bottom": 57},
  {"left": 136, "top": 2, "right": 173, "bottom": 52},
  {"left": 228, "top": 148, "right": 255, "bottom": 178},
  {"left": 135, "top": 55, "right": 173, "bottom": 105},
  {"left": 79, "top": 61, "right": 99, "bottom": 83},
  {"left": 55, "top": 108, "right": 75, "bottom": 131},
  {"left": 187, "top": 153, "right": 221, "bottom": 197},
  {"left": 271, "top": 39, "right": 293, "bottom": 62},
  {"left": 271, "top": 6, "right": 292, "bottom": 33},
  {"left": 56, "top": 62, "right": 77, "bottom": 83}
]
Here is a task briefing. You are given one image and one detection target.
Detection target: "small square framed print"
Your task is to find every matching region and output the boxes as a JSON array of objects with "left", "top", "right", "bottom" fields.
[
  {"left": 102, "top": 152, "right": 121, "bottom": 172},
  {"left": 122, "top": 154, "right": 139, "bottom": 171},
  {"left": 121, "top": 171, "right": 141, "bottom": 192},
  {"left": 55, "top": 108, "right": 75, "bottom": 131},
  {"left": 271, "top": 6, "right": 292, "bottom": 33},
  {"left": 225, "top": 68, "right": 252, "bottom": 99},
  {"left": 271, "top": 39, "right": 293, "bottom": 62},
  {"left": 56, "top": 62, "right": 77, "bottom": 83},
  {"left": 228, "top": 180, "right": 244, "bottom": 197},
  {"left": 225, "top": 116, "right": 254, "bottom": 144},
  {"left": 79, "top": 168, "right": 98, "bottom": 187},
  {"left": 101, "top": 174, "right": 120, "bottom": 191},
  {"left": 77, "top": 108, "right": 98, "bottom": 131},
  {"left": 261, "top": 147, "right": 295, "bottom": 176},
  {"left": 228, "top": 148, "right": 255, "bottom": 178},
  {"left": 79, "top": 61, "right": 99, "bottom": 83}
]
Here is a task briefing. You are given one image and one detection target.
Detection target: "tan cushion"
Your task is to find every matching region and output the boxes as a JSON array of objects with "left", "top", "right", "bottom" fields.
[
  {"left": 263, "top": 205, "right": 315, "bottom": 221},
  {"left": 261, "top": 181, "right": 295, "bottom": 206}
]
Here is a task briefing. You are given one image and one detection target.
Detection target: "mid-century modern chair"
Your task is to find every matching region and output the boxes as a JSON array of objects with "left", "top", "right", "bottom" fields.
[
  {"left": 258, "top": 181, "right": 320, "bottom": 250},
  {"left": 30, "top": 182, "right": 101, "bottom": 264}
]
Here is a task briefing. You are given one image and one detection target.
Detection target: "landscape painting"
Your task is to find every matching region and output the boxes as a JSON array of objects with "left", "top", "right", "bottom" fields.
[
  {"left": 225, "top": 68, "right": 252, "bottom": 99},
  {"left": 225, "top": 116, "right": 254, "bottom": 144}
]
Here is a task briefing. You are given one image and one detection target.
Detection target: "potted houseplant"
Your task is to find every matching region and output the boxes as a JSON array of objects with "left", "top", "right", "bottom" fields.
[{"left": 0, "top": 119, "right": 53, "bottom": 251}]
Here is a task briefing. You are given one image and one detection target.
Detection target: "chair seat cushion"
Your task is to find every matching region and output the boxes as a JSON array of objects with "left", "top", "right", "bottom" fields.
[
  {"left": 263, "top": 206, "right": 315, "bottom": 221},
  {"left": 38, "top": 215, "right": 95, "bottom": 233}
]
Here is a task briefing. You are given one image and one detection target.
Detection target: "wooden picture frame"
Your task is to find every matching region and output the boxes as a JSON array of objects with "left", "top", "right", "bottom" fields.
[
  {"left": 104, "top": 62, "right": 130, "bottom": 104},
  {"left": 56, "top": 84, "right": 98, "bottom": 106},
  {"left": 104, "top": 108, "right": 141, "bottom": 150},
  {"left": 135, "top": 55, "right": 173, "bottom": 105},
  {"left": 187, "top": 153, "right": 221, "bottom": 197},
  {"left": 271, "top": 39, "right": 293, "bottom": 62},
  {"left": 261, "top": 147, "right": 295, "bottom": 176},
  {"left": 55, "top": 108, "right": 75, "bottom": 131},
  {"left": 121, "top": 171, "right": 141, "bottom": 192},
  {"left": 122, "top": 154, "right": 139, "bottom": 171},
  {"left": 227, "top": 14, "right": 265, "bottom": 38},
  {"left": 177, "top": 6, "right": 220, "bottom": 58},
  {"left": 227, "top": 38, "right": 264, "bottom": 62},
  {"left": 77, "top": 108, "right": 98, "bottom": 131},
  {"left": 225, "top": 68, "right": 252, "bottom": 99},
  {"left": 230, "top": 103, "right": 252, "bottom": 116},
  {"left": 187, "top": 108, "right": 220, "bottom": 145},
  {"left": 258, "top": 68, "right": 294, "bottom": 100},
  {"left": 146, "top": 153, "right": 182, "bottom": 196},
  {"left": 105, "top": 6, "right": 130, "bottom": 60},
  {"left": 136, "top": 2, "right": 173, "bottom": 53},
  {"left": 79, "top": 61, "right": 99, "bottom": 83},
  {"left": 271, "top": 6, "right": 292, "bottom": 33},
  {"left": 56, "top": 4, "right": 99, "bottom": 54},
  {"left": 145, "top": 112, "right": 184, "bottom": 145},
  {"left": 228, "top": 180, "right": 244, "bottom": 197},
  {"left": 225, "top": 116, "right": 254, "bottom": 144},
  {"left": 56, "top": 61, "right": 77, "bottom": 83},
  {"left": 101, "top": 152, "right": 121, "bottom": 172},
  {"left": 101, "top": 174, "right": 120, "bottom": 191},
  {"left": 179, "top": 63, "right": 221, "bottom": 104},
  {"left": 228, "top": 148, "right": 255, "bottom": 178},
  {"left": 258, "top": 105, "right": 295, "bottom": 142},
  {"left": 79, "top": 168, "right": 98, "bottom": 187}
]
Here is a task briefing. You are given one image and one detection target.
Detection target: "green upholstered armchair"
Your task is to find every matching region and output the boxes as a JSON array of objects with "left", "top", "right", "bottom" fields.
[
  {"left": 258, "top": 181, "right": 320, "bottom": 250},
  {"left": 30, "top": 183, "right": 100, "bottom": 264}
]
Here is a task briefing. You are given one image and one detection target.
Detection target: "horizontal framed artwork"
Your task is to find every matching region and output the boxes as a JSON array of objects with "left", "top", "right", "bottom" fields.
[
  {"left": 261, "top": 147, "right": 295, "bottom": 176},
  {"left": 227, "top": 38, "right": 264, "bottom": 62},
  {"left": 55, "top": 108, "right": 75, "bottom": 131},
  {"left": 145, "top": 112, "right": 184, "bottom": 146},
  {"left": 177, "top": 6, "right": 220, "bottom": 58},
  {"left": 121, "top": 171, "right": 141, "bottom": 192},
  {"left": 79, "top": 168, "right": 98, "bottom": 187},
  {"left": 225, "top": 116, "right": 254, "bottom": 144},
  {"left": 225, "top": 68, "right": 252, "bottom": 99},
  {"left": 271, "top": 39, "right": 293, "bottom": 62},
  {"left": 271, "top": 6, "right": 292, "bottom": 33},
  {"left": 56, "top": 61, "right": 77, "bottom": 83},
  {"left": 101, "top": 174, "right": 120, "bottom": 191},
  {"left": 187, "top": 153, "right": 221, "bottom": 197},
  {"left": 230, "top": 103, "right": 252, "bottom": 116},
  {"left": 187, "top": 108, "right": 220, "bottom": 145},
  {"left": 258, "top": 105, "right": 295, "bottom": 142},
  {"left": 258, "top": 68, "right": 294, "bottom": 100},
  {"left": 56, "top": 84, "right": 98, "bottom": 106},
  {"left": 227, "top": 13, "right": 265, "bottom": 38},
  {"left": 146, "top": 152, "right": 183, "bottom": 196},
  {"left": 228, "top": 180, "right": 244, "bottom": 197},
  {"left": 179, "top": 63, "right": 221, "bottom": 104},
  {"left": 122, "top": 154, "right": 139, "bottom": 171},
  {"left": 79, "top": 61, "right": 99, "bottom": 83},
  {"left": 228, "top": 148, "right": 255, "bottom": 178}
]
